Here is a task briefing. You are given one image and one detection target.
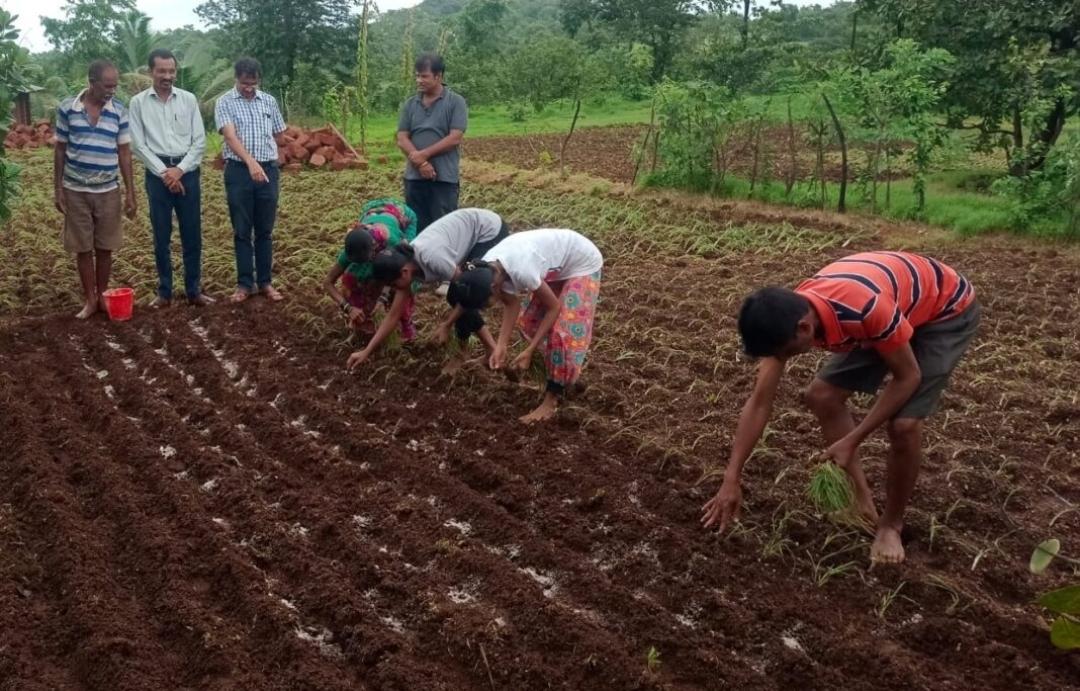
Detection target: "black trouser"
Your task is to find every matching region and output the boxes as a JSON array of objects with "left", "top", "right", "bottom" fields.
[
  {"left": 225, "top": 160, "right": 279, "bottom": 291},
  {"left": 449, "top": 219, "right": 510, "bottom": 341},
  {"left": 405, "top": 179, "right": 459, "bottom": 233},
  {"left": 145, "top": 156, "right": 202, "bottom": 300}
]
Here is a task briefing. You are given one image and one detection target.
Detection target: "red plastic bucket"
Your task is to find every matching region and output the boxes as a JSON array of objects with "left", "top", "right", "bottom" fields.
[{"left": 102, "top": 287, "right": 134, "bottom": 321}]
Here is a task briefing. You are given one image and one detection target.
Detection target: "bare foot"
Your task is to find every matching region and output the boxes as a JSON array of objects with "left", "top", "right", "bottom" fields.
[
  {"left": 229, "top": 289, "right": 250, "bottom": 304},
  {"left": 75, "top": 301, "right": 98, "bottom": 319},
  {"left": 870, "top": 526, "right": 906, "bottom": 565},
  {"left": 519, "top": 394, "right": 558, "bottom": 424},
  {"left": 260, "top": 285, "right": 284, "bottom": 302}
]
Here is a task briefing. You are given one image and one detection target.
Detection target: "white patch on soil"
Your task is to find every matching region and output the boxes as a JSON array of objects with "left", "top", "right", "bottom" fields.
[
  {"left": 160, "top": 445, "right": 177, "bottom": 459},
  {"left": 279, "top": 598, "right": 298, "bottom": 611},
  {"left": 352, "top": 515, "right": 372, "bottom": 529},
  {"left": 103, "top": 385, "right": 116, "bottom": 400},
  {"left": 444, "top": 519, "right": 472, "bottom": 536},
  {"left": 96, "top": 369, "right": 109, "bottom": 379},
  {"left": 520, "top": 567, "right": 558, "bottom": 598},
  {"left": 200, "top": 478, "right": 218, "bottom": 492},
  {"left": 289, "top": 523, "right": 309, "bottom": 538},
  {"left": 294, "top": 625, "right": 343, "bottom": 659},
  {"left": 105, "top": 338, "right": 124, "bottom": 352},
  {"left": 212, "top": 517, "right": 229, "bottom": 528},
  {"left": 447, "top": 584, "right": 478, "bottom": 605},
  {"left": 381, "top": 615, "right": 406, "bottom": 634},
  {"left": 781, "top": 635, "right": 804, "bottom": 653}
]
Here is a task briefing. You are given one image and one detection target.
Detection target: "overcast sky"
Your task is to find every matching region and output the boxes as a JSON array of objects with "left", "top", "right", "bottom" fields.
[{"left": 12, "top": 0, "right": 837, "bottom": 53}]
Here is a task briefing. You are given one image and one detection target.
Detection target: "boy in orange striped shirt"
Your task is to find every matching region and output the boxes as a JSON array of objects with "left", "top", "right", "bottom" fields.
[{"left": 702, "top": 252, "right": 980, "bottom": 564}]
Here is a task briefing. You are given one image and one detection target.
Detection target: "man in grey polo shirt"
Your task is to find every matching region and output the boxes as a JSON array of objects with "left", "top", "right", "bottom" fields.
[
  {"left": 129, "top": 48, "right": 211, "bottom": 307},
  {"left": 397, "top": 52, "right": 468, "bottom": 234}
]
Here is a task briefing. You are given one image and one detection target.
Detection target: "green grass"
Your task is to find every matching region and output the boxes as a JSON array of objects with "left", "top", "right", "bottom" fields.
[
  {"left": 292, "top": 95, "right": 656, "bottom": 155},
  {"left": 642, "top": 167, "right": 1067, "bottom": 237}
]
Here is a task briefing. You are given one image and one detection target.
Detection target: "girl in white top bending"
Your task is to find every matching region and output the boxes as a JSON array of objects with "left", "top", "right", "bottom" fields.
[{"left": 450, "top": 228, "right": 603, "bottom": 423}]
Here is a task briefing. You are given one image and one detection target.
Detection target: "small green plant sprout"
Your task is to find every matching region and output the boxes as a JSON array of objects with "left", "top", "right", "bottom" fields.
[
  {"left": 645, "top": 645, "right": 661, "bottom": 673},
  {"left": 1029, "top": 539, "right": 1080, "bottom": 650},
  {"left": 807, "top": 462, "right": 854, "bottom": 515}
]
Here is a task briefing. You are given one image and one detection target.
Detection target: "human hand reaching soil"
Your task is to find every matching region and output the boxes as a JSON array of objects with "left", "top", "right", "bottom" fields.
[{"left": 701, "top": 478, "right": 742, "bottom": 532}]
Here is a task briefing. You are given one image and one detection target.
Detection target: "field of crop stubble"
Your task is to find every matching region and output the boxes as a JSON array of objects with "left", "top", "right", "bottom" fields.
[{"left": 1, "top": 144, "right": 1078, "bottom": 690}]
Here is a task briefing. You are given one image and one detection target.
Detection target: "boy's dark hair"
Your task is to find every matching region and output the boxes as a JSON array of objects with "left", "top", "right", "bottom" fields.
[
  {"left": 737, "top": 287, "right": 811, "bottom": 357},
  {"left": 414, "top": 52, "right": 445, "bottom": 76},
  {"left": 448, "top": 263, "right": 493, "bottom": 310},
  {"left": 88, "top": 59, "right": 116, "bottom": 82},
  {"left": 148, "top": 48, "right": 177, "bottom": 71},
  {"left": 234, "top": 57, "right": 261, "bottom": 79},
  {"left": 372, "top": 244, "right": 414, "bottom": 283},
  {"left": 344, "top": 228, "right": 374, "bottom": 265}
]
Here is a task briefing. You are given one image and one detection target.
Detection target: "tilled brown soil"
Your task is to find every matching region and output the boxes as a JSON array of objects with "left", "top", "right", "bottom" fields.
[
  {"left": 465, "top": 125, "right": 892, "bottom": 184},
  {"left": 1, "top": 230, "right": 1079, "bottom": 689}
]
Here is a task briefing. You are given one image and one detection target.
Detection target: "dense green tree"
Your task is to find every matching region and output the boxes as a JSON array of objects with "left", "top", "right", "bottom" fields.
[
  {"left": 115, "top": 11, "right": 162, "bottom": 74},
  {"left": 560, "top": 0, "right": 700, "bottom": 82},
  {"left": 41, "top": 0, "right": 137, "bottom": 74},
  {"left": 859, "top": 0, "right": 1080, "bottom": 174},
  {"left": 195, "top": 0, "right": 356, "bottom": 97}
]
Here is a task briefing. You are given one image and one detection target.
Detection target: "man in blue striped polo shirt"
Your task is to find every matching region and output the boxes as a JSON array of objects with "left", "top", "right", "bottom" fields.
[
  {"left": 54, "top": 59, "right": 137, "bottom": 319},
  {"left": 214, "top": 57, "right": 288, "bottom": 303}
]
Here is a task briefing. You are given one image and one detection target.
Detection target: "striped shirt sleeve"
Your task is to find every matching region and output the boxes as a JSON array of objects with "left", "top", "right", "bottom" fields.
[
  {"left": 116, "top": 105, "right": 132, "bottom": 145},
  {"left": 55, "top": 103, "right": 69, "bottom": 143}
]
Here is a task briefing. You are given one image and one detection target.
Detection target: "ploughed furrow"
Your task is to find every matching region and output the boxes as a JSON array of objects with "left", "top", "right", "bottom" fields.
[
  {"left": 52, "top": 327, "right": 366, "bottom": 690},
  {"left": 89, "top": 319, "right": 476, "bottom": 688},
  {"left": 190, "top": 310, "right": 787, "bottom": 689}
]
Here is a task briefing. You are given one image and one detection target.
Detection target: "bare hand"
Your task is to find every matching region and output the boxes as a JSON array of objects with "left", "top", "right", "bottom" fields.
[
  {"left": 166, "top": 178, "right": 186, "bottom": 195},
  {"left": 124, "top": 191, "right": 137, "bottom": 220},
  {"left": 347, "top": 349, "right": 370, "bottom": 371},
  {"left": 432, "top": 323, "right": 451, "bottom": 346},
  {"left": 824, "top": 436, "right": 858, "bottom": 470},
  {"left": 408, "top": 150, "right": 428, "bottom": 167},
  {"left": 489, "top": 344, "right": 507, "bottom": 370},
  {"left": 248, "top": 161, "right": 269, "bottom": 184},
  {"left": 54, "top": 189, "right": 66, "bottom": 215},
  {"left": 511, "top": 348, "right": 533, "bottom": 372},
  {"left": 701, "top": 478, "right": 742, "bottom": 532},
  {"left": 162, "top": 167, "right": 184, "bottom": 187},
  {"left": 419, "top": 161, "right": 437, "bottom": 180}
]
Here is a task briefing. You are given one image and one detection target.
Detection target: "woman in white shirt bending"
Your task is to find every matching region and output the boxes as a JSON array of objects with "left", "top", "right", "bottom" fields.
[{"left": 450, "top": 228, "right": 603, "bottom": 423}]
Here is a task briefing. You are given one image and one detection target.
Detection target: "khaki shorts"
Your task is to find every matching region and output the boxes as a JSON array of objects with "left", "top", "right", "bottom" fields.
[
  {"left": 62, "top": 187, "right": 123, "bottom": 254},
  {"left": 817, "top": 301, "right": 982, "bottom": 419}
]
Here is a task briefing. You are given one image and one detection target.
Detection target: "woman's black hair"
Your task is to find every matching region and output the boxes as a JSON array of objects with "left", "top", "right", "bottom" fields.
[
  {"left": 344, "top": 228, "right": 374, "bottom": 265},
  {"left": 737, "top": 287, "right": 811, "bottom": 357},
  {"left": 448, "top": 261, "right": 494, "bottom": 310},
  {"left": 372, "top": 243, "right": 415, "bottom": 283}
]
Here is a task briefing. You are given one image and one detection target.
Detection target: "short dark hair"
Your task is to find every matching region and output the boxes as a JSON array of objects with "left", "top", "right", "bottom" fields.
[
  {"left": 344, "top": 228, "right": 375, "bottom": 265},
  {"left": 372, "top": 245, "right": 413, "bottom": 283},
  {"left": 234, "top": 57, "right": 261, "bottom": 79},
  {"left": 414, "top": 52, "right": 445, "bottom": 76},
  {"left": 148, "top": 49, "right": 177, "bottom": 71},
  {"left": 737, "top": 287, "right": 811, "bottom": 358},
  {"left": 448, "top": 265, "right": 493, "bottom": 310},
  {"left": 88, "top": 59, "right": 116, "bottom": 82}
]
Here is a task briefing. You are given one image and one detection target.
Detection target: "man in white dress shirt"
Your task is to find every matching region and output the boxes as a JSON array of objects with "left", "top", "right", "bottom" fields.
[{"left": 129, "top": 48, "right": 211, "bottom": 307}]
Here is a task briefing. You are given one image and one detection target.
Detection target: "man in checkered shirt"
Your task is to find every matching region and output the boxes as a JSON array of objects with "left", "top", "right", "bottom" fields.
[{"left": 214, "top": 57, "right": 288, "bottom": 303}]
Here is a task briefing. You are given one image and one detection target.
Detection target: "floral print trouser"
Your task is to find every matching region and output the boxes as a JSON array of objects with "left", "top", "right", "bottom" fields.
[{"left": 518, "top": 271, "right": 601, "bottom": 387}]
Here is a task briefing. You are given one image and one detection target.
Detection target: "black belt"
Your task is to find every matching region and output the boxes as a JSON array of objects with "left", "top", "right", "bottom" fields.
[
  {"left": 226, "top": 158, "right": 277, "bottom": 167},
  {"left": 156, "top": 154, "right": 187, "bottom": 167}
]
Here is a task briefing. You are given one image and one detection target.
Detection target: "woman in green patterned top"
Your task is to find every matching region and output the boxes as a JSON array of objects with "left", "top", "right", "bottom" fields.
[{"left": 323, "top": 198, "right": 418, "bottom": 346}]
